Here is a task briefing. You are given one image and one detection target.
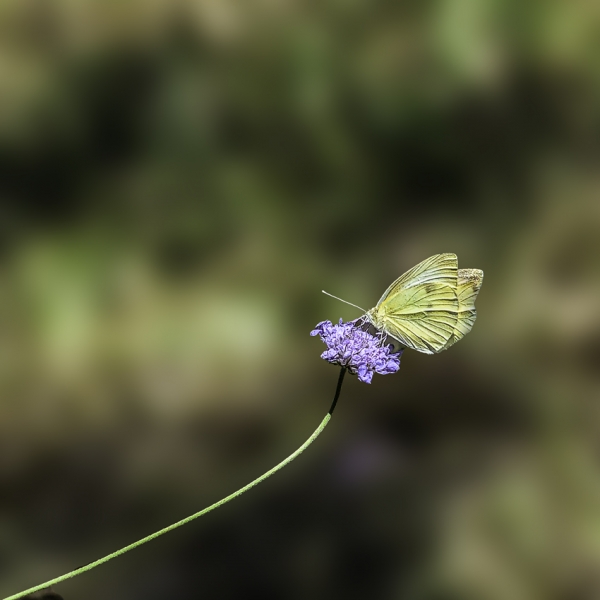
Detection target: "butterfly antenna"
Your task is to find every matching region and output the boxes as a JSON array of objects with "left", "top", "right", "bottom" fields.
[{"left": 322, "top": 290, "right": 366, "bottom": 313}]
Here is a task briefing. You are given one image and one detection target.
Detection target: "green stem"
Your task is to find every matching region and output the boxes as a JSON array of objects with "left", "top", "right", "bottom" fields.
[{"left": 4, "top": 368, "right": 347, "bottom": 600}]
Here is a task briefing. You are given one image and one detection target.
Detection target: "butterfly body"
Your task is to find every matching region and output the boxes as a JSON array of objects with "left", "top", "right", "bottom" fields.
[{"left": 364, "top": 253, "right": 483, "bottom": 354}]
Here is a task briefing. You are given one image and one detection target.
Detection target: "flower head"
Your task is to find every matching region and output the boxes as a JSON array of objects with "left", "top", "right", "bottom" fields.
[{"left": 311, "top": 318, "right": 402, "bottom": 383}]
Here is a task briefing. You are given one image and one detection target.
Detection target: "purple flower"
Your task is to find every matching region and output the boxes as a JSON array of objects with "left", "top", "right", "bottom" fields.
[{"left": 310, "top": 318, "right": 402, "bottom": 383}]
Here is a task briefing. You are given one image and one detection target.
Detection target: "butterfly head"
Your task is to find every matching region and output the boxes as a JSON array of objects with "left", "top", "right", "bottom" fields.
[{"left": 365, "top": 306, "right": 385, "bottom": 330}]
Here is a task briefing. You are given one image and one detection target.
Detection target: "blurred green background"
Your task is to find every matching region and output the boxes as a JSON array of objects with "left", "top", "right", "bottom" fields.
[{"left": 1, "top": 1, "right": 600, "bottom": 599}]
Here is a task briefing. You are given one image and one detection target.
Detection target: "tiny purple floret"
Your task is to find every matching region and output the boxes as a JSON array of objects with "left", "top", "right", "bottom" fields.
[{"left": 310, "top": 318, "right": 402, "bottom": 383}]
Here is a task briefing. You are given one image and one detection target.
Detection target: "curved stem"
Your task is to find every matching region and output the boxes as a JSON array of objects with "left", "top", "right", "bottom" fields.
[
  {"left": 4, "top": 368, "right": 347, "bottom": 600},
  {"left": 328, "top": 366, "right": 346, "bottom": 415}
]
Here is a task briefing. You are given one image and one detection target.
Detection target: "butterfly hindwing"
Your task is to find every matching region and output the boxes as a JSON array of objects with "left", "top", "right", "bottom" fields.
[
  {"left": 440, "top": 268, "right": 483, "bottom": 350},
  {"left": 378, "top": 302, "right": 459, "bottom": 354}
]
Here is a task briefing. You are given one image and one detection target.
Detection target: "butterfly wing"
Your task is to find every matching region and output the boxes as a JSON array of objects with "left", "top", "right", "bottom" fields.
[
  {"left": 440, "top": 268, "right": 483, "bottom": 351},
  {"left": 374, "top": 253, "right": 458, "bottom": 305},
  {"left": 369, "top": 253, "right": 459, "bottom": 354}
]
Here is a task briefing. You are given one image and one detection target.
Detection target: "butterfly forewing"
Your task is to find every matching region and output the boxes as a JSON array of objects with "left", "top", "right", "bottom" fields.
[
  {"left": 375, "top": 253, "right": 458, "bottom": 305},
  {"left": 370, "top": 254, "right": 459, "bottom": 354}
]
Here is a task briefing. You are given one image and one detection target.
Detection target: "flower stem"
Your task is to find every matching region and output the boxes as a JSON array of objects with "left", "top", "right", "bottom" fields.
[
  {"left": 3, "top": 368, "right": 347, "bottom": 600},
  {"left": 328, "top": 366, "right": 346, "bottom": 415}
]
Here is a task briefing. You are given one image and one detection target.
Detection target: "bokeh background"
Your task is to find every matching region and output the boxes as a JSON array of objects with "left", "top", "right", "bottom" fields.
[{"left": 1, "top": 1, "right": 600, "bottom": 599}]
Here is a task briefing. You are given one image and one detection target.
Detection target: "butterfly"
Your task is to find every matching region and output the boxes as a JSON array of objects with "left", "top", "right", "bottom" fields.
[{"left": 323, "top": 253, "right": 483, "bottom": 354}]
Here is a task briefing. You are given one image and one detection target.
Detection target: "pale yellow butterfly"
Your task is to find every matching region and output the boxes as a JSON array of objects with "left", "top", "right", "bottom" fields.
[{"left": 323, "top": 253, "right": 483, "bottom": 354}]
